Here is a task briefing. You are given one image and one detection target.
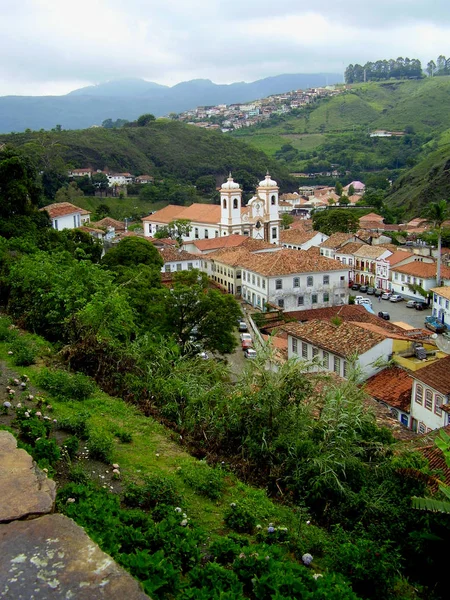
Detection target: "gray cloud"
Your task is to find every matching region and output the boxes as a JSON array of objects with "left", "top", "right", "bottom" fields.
[{"left": 0, "top": 0, "right": 449, "bottom": 95}]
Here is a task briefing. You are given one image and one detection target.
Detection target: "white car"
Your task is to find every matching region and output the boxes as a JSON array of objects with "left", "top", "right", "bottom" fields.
[
  {"left": 381, "top": 292, "right": 391, "bottom": 300},
  {"left": 390, "top": 294, "right": 403, "bottom": 302},
  {"left": 355, "top": 298, "right": 372, "bottom": 306},
  {"left": 244, "top": 348, "right": 257, "bottom": 359},
  {"left": 240, "top": 333, "right": 253, "bottom": 343}
]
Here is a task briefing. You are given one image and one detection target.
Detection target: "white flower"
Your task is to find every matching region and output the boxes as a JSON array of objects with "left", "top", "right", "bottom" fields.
[
  {"left": 174, "top": 507, "right": 182, "bottom": 513},
  {"left": 112, "top": 463, "right": 119, "bottom": 469},
  {"left": 7, "top": 351, "right": 13, "bottom": 355},
  {"left": 230, "top": 502, "right": 236, "bottom": 508},
  {"left": 256, "top": 524, "right": 262, "bottom": 529},
  {"left": 180, "top": 519, "right": 188, "bottom": 527},
  {"left": 155, "top": 453, "right": 160, "bottom": 458},
  {"left": 302, "top": 553, "right": 313, "bottom": 566},
  {"left": 66, "top": 498, "right": 76, "bottom": 504},
  {"left": 35, "top": 411, "right": 42, "bottom": 417},
  {"left": 3, "top": 401, "right": 11, "bottom": 408},
  {"left": 16, "top": 402, "right": 22, "bottom": 408},
  {"left": 24, "top": 411, "right": 30, "bottom": 418},
  {"left": 27, "top": 395, "right": 34, "bottom": 401},
  {"left": 313, "top": 573, "right": 323, "bottom": 580},
  {"left": 306, "top": 520, "right": 311, "bottom": 525}
]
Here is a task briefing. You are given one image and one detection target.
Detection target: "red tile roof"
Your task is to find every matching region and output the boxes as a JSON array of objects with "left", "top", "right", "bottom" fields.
[
  {"left": 283, "top": 319, "right": 387, "bottom": 358},
  {"left": 91, "top": 217, "right": 125, "bottom": 230},
  {"left": 385, "top": 250, "right": 414, "bottom": 265},
  {"left": 280, "top": 229, "right": 318, "bottom": 245},
  {"left": 142, "top": 203, "right": 221, "bottom": 225},
  {"left": 246, "top": 249, "right": 346, "bottom": 277},
  {"left": 41, "top": 202, "right": 90, "bottom": 219},
  {"left": 363, "top": 367, "right": 413, "bottom": 411},
  {"left": 158, "top": 247, "right": 199, "bottom": 263},
  {"left": 319, "top": 232, "right": 354, "bottom": 250},
  {"left": 391, "top": 261, "right": 448, "bottom": 279},
  {"left": 412, "top": 355, "right": 450, "bottom": 395}
]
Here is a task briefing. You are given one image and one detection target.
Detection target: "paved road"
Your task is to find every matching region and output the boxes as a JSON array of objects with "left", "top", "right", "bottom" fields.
[{"left": 357, "top": 295, "right": 431, "bottom": 329}]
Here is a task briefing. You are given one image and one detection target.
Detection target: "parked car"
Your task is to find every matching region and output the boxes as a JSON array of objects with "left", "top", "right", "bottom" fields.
[
  {"left": 359, "top": 285, "right": 368, "bottom": 293},
  {"left": 238, "top": 321, "right": 248, "bottom": 332},
  {"left": 374, "top": 289, "right": 383, "bottom": 297},
  {"left": 425, "top": 320, "right": 447, "bottom": 334},
  {"left": 240, "top": 333, "right": 252, "bottom": 343},
  {"left": 351, "top": 283, "right": 360, "bottom": 290},
  {"left": 355, "top": 298, "right": 372, "bottom": 306},
  {"left": 389, "top": 294, "right": 403, "bottom": 302},
  {"left": 415, "top": 302, "right": 428, "bottom": 311},
  {"left": 381, "top": 292, "right": 392, "bottom": 300},
  {"left": 367, "top": 287, "right": 375, "bottom": 295},
  {"left": 406, "top": 300, "right": 416, "bottom": 308},
  {"left": 242, "top": 338, "right": 253, "bottom": 350},
  {"left": 378, "top": 311, "right": 390, "bottom": 320},
  {"left": 244, "top": 348, "right": 257, "bottom": 359},
  {"left": 354, "top": 295, "right": 364, "bottom": 302}
]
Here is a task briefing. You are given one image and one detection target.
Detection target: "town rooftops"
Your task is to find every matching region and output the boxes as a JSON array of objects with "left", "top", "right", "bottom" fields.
[
  {"left": 192, "top": 235, "right": 275, "bottom": 252},
  {"left": 142, "top": 203, "right": 221, "bottom": 225},
  {"left": 391, "top": 261, "right": 447, "bottom": 279},
  {"left": 359, "top": 212, "right": 384, "bottom": 222},
  {"left": 430, "top": 286, "right": 450, "bottom": 300},
  {"left": 353, "top": 245, "right": 392, "bottom": 259},
  {"left": 244, "top": 249, "right": 346, "bottom": 277},
  {"left": 283, "top": 319, "right": 386, "bottom": 359},
  {"left": 336, "top": 242, "right": 366, "bottom": 255},
  {"left": 41, "top": 202, "right": 90, "bottom": 219},
  {"left": 412, "top": 355, "right": 450, "bottom": 395},
  {"left": 158, "top": 247, "right": 199, "bottom": 263},
  {"left": 319, "top": 232, "right": 355, "bottom": 250},
  {"left": 91, "top": 217, "right": 125, "bottom": 230},
  {"left": 208, "top": 247, "right": 255, "bottom": 268},
  {"left": 363, "top": 366, "right": 413, "bottom": 412},
  {"left": 280, "top": 229, "right": 319, "bottom": 245},
  {"left": 385, "top": 249, "right": 414, "bottom": 265}
]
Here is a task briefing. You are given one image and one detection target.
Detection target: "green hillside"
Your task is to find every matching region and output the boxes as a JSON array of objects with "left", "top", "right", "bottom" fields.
[
  {"left": 0, "top": 120, "right": 296, "bottom": 191},
  {"left": 232, "top": 77, "right": 450, "bottom": 179},
  {"left": 385, "top": 143, "right": 450, "bottom": 214}
]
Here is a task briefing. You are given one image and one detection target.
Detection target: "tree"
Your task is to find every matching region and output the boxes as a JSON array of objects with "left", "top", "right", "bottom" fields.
[
  {"left": 154, "top": 219, "right": 192, "bottom": 247},
  {"left": 0, "top": 149, "right": 42, "bottom": 219},
  {"left": 101, "top": 237, "right": 163, "bottom": 270},
  {"left": 339, "top": 196, "right": 350, "bottom": 206},
  {"left": 136, "top": 113, "right": 156, "bottom": 126},
  {"left": 195, "top": 175, "right": 217, "bottom": 195},
  {"left": 312, "top": 210, "right": 359, "bottom": 235},
  {"left": 55, "top": 181, "right": 83, "bottom": 203},
  {"left": 161, "top": 270, "right": 241, "bottom": 354},
  {"left": 421, "top": 200, "right": 450, "bottom": 285},
  {"left": 91, "top": 173, "right": 109, "bottom": 195},
  {"left": 335, "top": 181, "right": 343, "bottom": 196},
  {"left": 281, "top": 213, "right": 294, "bottom": 229},
  {"left": 94, "top": 204, "right": 111, "bottom": 220},
  {"left": 426, "top": 60, "right": 436, "bottom": 77},
  {"left": 348, "top": 184, "right": 355, "bottom": 197},
  {"left": 412, "top": 429, "right": 450, "bottom": 514}
]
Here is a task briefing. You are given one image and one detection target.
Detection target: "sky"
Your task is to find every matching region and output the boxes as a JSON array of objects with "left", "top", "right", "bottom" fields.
[{"left": 1, "top": 0, "right": 450, "bottom": 96}]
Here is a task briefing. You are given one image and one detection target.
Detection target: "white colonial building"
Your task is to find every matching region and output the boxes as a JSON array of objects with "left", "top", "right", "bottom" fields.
[
  {"left": 158, "top": 247, "right": 202, "bottom": 274},
  {"left": 142, "top": 173, "right": 281, "bottom": 244},
  {"left": 280, "top": 229, "right": 328, "bottom": 250},
  {"left": 410, "top": 356, "right": 450, "bottom": 433},
  {"left": 41, "top": 202, "right": 91, "bottom": 231},
  {"left": 284, "top": 319, "right": 392, "bottom": 381},
  {"left": 239, "top": 249, "right": 349, "bottom": 311},
  {"left": 430, "top": 287, "right": 450, "bottom": 325}
]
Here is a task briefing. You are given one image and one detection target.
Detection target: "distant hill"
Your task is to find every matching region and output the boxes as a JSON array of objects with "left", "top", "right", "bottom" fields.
[
  {"left": 385, "top": 142, "right": 450, "bottom": 215},
  {"left": 0, "top": 73, "right": 342, "bottom": 133},
  {"left": 0, "top": 120, "right": 297, "bottom": 191}
]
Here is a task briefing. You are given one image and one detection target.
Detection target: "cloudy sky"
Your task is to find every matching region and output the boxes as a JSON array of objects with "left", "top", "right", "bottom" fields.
[{"left": 1, "top": 0, "right": 449, "bottom": 96}]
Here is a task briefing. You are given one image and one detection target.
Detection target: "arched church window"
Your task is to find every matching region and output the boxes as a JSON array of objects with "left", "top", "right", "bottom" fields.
[
  {"left": 233, "top": 198, "right": 238, "bottom": 209},
  {"left": 223, "top": 198, "right": 227, "bottom": 209},
  {"left": 271, "top": 195, "right": 276, "bottom": 205}
]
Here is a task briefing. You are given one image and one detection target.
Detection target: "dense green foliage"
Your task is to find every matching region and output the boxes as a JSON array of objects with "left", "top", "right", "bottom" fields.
[
  {"left": 312, "top": 209, "right": 360, "bottom": 235},
  {"left": 344, "top": 57, "right": 423, "bottom": 83}
]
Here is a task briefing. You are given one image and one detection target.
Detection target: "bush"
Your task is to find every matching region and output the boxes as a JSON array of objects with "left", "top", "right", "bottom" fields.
[
  {"left": 15, "top": 408, "right": 51, "bottom": 442},
  {"left": 11, "top": 337, "right": 38, "bottom": 366},
  {"left": 114, "top": 429, "right": 133, "bottom": 443},
  {"left": 177, "top": 461, "right": 225, "bottom": 500},
  {"left": 0, "top": 316, "right": 17, "bottom": 342},
  {"left": 124, "top": 475, "right": 182, "bottom": 510},
  {"left": 87, "top": 431, "right": 114, "bottom": 463},
  {"left": 68, "top": 465, "right": 90, "bottom": 484},
  {"left": 62, "top": 435, "right": 80, "bottom": 459},
  {"left": 224, "top": 503, "right": 257, "bottom": 534},
  {"left": 36, "top": 368, "right": 96, "bottom": 401},
  {"left": 58, "top": 411, "right": 90, "bottom": 438},
  {"left": 209, "top": 536, "right": 242, "bottom": 565},
  {"left": 32, "top": 438, "right": 61, "bottom": 466},
  {"left": 185, "top": 562, "right": 243, "bottom": 596}
]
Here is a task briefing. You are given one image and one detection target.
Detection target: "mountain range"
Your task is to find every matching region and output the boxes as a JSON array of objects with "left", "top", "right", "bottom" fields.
[{"left": 0, "top": 73, "right": 342, "bottom": 133}]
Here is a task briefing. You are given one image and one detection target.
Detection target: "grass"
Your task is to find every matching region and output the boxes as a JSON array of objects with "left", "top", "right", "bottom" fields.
[{"left": 0, "top": 338, "right": 297, "bottom": 537}]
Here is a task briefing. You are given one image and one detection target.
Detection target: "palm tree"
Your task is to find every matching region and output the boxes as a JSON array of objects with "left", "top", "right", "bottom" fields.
[{"left": 421, "top": 200, "right": 450, "bottom": 286}]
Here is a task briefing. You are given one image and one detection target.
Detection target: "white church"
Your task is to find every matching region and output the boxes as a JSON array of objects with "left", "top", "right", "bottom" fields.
[{"left": 142, "top": 173, "right": 281, "bottom": 244}]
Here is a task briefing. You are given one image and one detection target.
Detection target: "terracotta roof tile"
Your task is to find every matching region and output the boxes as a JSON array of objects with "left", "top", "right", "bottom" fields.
[
  {"left": 41, "top": 202, "right": 90, "bottom": 219},
  {"left": 280, "top": 229, "right": 318, "bottom": 245},
  {"left": 208, "top": 247, "right": 255, "bottom": 268},
  {"left": 283, "top": 319, "right": 386, "bottom": 358},
  {"left": 363, "top": 367, "right": 413, "bottom": 411},
  {"left": 392, "top": 262, "right": 446, "bottom": 279},
  {"left": 319, "top": 232, "right": 355, "bottom": 250},
  {"left": 385, "top": 250, "right": 414, "bottom": 265},
  {"left": 158, "top": 247, "right": 199, "bottom": 263},
  {"left": 359, "top": 212, "right": 384, "bottom": 222},
  {"left": 91, "top": 217, "right": 125, "bottom": 230},
  {"left": 245, "top": 249, "right": 346, "bottom": 277},
  {"left": 142, "top": 205, "right": 185, "bottom": 223},
  {"left": 353, "top": 245, "right": 392, "bottom": 259},
  {"left": 430, "top": 286, "right": 450, "bottom": 300},
  {"left": 180, "top": 203, "right": 221, "bottom": 224},
  {"left": 412, "top": 355, "right": 450, "bottom": 395},
  {"left": 336, "top": 242, "right": 366, "bottom": 255}
]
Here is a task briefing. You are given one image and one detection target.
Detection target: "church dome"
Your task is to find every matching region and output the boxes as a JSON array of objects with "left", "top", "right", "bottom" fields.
[
  {"left": 221, "top": 173, "right": 240, "bottom": 190},
  {"left": 259, "top": 172, "right": 277, "bottom": 187}
]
